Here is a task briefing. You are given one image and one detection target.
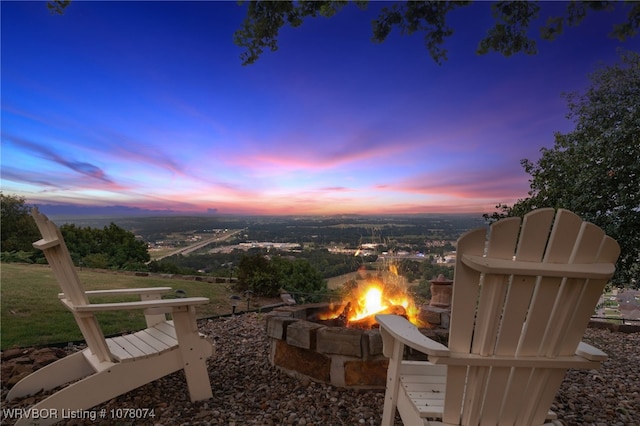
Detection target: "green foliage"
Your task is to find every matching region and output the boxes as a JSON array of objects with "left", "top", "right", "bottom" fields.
[
  {"left": 234, "top": 253, "right": 327, "bottom": 301},
  {"left": 60, "top": 222, "right": 150, "bottom": 269},
  {"left": 0, "top": 193, "right": 41, "bottom": 254},
  {"left": 234, "top": 252, "right": 278, "bottom": 296},
  {"left": 47, "top": 0, "right": 71, "bottom": 15},
  {"left": 419, "top": 261, "right": 454, "bottom": 282},
  {"left": 148, "top": 259, "right": 192, "bottom": 275},
  {"left": 371, "top": 1, "right": 469, "bottom": 64},
  {"left": 82, "top": 253, "right": 110, "bottom": 269},
  {"left": 397, "top": 258, "right": 422, "bottom": 282},
  {"left": 274, "top": 256, "right": 327, "bottom": 303},
  {"left": 411, "top": 262, "right": 454, "bottom": 301},
  {"left": 0, "top": 251, "right": 35, "bottom": 264},
  {"left": 148, "top": 249, "right": 246, "bottom": 277},
  {"left": 155, "top": 245, "right": 368, "bottom": 281},
  {"left": 234, "top": 1, "right": 639, "bottom": 65},
  {"left": 0, "top": 193, "right": 152, "bottom": 270},
  {"left": 297, "top": 248, "right": 365, "bottom": 278},
  {"left": 412, "top": 281, "right": 432, "bottom": 301},
  {"left": 235, "top": 0, "right": 366, "bottom": 65},
  {"left": 477, "top": 1, "right": 540, "bottom": 56},
  {"left": 485, "top": 51, "right": 640, "bottom": 287}
]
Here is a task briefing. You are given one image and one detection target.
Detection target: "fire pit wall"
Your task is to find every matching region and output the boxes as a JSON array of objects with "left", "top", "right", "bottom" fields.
[{"left": 265, "top": 303, "right": 449, "bottom": 389}]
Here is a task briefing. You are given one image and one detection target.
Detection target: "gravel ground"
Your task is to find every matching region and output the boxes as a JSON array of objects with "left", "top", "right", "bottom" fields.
[{"left": 2, "top": 313, "right": 639, "bottom": 425}]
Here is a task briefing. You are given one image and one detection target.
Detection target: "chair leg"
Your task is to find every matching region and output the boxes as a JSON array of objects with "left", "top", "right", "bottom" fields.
[
  {"left": 13, "top": 350, "right": 184, "bottom": 426},
  {"left": 7, "top": 351, "right": 95, "bottom": 400},
  {"left": 172, "top": 309, "right": 214, "bottom": 401},
  {"left": 182, "top": 339, "right": 214, "bottom": 401}
]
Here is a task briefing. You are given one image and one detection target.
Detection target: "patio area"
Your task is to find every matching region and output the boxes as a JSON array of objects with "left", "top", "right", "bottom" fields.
[{"left": 2, "top": 313, "right": 639, "bottom": 425}]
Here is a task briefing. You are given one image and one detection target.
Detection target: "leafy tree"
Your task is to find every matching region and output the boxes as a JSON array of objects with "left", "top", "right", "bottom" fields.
[
  {"left": 0, "top": 193, "right": 40, "bottom": 255},
  {"left": 100, "top": 223, "right": 150, "bottom": 268},
  {"left": 274, "top": 256, "right": 327, "bottom": 302},
  {"left": 410, "top": 262, "right": 454, "bottom": 302},
  {"left": 60, "top": 222, "right": 150, "bottom": 269},
  {"left": 486, "top": 50, "right": 640, "bottom": 287},
  {"left": 0, "top": 251, "right": 36, "bottom": 264},
  {"left": 82, "top": 253, "right": 110, "bottom": 269},
  {"left": 235, "top": 252, "right": 273, "bottom": 295},
  {"left": 47, "top": 1, "right": 638, "bottom": 65},
  {"left": 234, "top": 1, "right": 639, "bottom": 65},
  {"left": 148, "top": 259, "right": 188, "bottom": 275},
  {"left": 419, "top": 262, "right": 454, "bottom": 282},
  {"left": 47, "top": 0, "right": 71, "bottom": 15},
  {"left": 397, "top": 258, "right": 422, "bottom": 282},
  {"left": 235, "top": 253, "right": 327, "bottom": 300},
  {"left": 0, "top": 193, "right": 149, "bottom": 269}
]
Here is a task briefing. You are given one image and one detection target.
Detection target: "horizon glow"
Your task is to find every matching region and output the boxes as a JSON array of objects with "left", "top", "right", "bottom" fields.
[{"left": 1, "top": 2, "right": 634, "bottom": 216}]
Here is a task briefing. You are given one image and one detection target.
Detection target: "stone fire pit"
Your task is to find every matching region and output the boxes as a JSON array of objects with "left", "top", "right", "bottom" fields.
[{"left": 265, "top": 303, "right": 448, "bottom": 389}]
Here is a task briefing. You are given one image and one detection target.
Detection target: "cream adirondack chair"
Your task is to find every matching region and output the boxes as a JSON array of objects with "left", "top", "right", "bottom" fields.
[
  {"left": 6, "top": 209, "right": 214, "bottom": 425},
  {"left": 376, "top": 208, "right": 620, "bottom": 426}
]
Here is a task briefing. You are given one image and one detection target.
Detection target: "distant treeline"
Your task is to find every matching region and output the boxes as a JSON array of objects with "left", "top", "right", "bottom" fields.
[
  {"left": 3, "top": 194, "right": 458, "bottom": 300},
  {"left": 51, "top": 214, "right": 487, "bottom": 247},
  {"left": 149, "top": 247, "right": 365, "bottom": 279},
  {"left": 150, "top": 247, "right": 454, "bottom": 302}
]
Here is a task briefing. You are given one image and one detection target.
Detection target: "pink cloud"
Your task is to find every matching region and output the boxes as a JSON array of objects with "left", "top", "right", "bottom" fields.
[
  {"left": 378, "top": 167, "right": 530, "bottom": 200},
  {"left": 318, "top": 186, "right": 353, "bottom": 192},
  {"left": 226, "top": 128, "right": 431, "bottom": 173}
]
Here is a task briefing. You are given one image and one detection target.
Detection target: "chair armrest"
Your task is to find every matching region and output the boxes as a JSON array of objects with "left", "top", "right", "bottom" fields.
[
  {"left": 58, "top": 287, "right": 173, "bottom": 299},
  {"left": 61, "top": 297, "right": 209, "bottom": 312},
  {"left": 576, "top": 341, "right": 607, "bottom": 361},
  {"left": 428, "top": 352, "right": 604, "bottom": 368},
  {"left": 376, "top": 314, "right": 450, "bottom": 357}
]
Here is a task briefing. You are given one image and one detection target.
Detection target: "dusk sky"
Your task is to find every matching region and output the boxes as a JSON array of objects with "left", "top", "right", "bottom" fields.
[{"left": 1, "top": 1, "right": 636, "bottom": 216}]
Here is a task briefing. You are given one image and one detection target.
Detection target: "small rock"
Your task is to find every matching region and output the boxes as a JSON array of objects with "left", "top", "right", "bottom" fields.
[{"left": 1, "top": 315, "right": 638, "bottom": 426}]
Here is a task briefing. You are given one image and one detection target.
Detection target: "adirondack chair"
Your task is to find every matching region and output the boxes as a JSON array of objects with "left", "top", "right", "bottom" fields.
[
  {"left": 376, "top": 208, "right": 620, "bottom": 426},
  {"left": 6, "top": 209, "right": 214, "bottom": 425}
]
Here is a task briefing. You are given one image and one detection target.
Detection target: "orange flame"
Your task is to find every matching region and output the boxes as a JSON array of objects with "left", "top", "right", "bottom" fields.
[
  {"left": 350, "top": 285, "right": 386, "bottom": 321},
  {"left": 325, "top": 275, "right": 424, "bottom": 328}
]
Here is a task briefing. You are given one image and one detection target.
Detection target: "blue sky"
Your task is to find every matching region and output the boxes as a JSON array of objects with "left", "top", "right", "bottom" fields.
[{"left": 1, "top": 1, "right": 636, "bottom": 216}]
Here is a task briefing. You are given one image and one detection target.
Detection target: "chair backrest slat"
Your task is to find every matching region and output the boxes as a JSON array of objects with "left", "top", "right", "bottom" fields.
[
  {"left": 31, "top": 208, "right": 112, "bottom": 362},
  {"left": 517, "top": 209, "right": 582, "bottom": 357},
  {"left": 471, "top": 216, "right": 520, "bottom": 356},
  {"left": 443, "top": 208, "right": 620, "bottom": 424},
  {"left": 32, "top": 209, "right": 89, "bottom": 306},
  {"left": 559, "top": 233, "right": 620, "bottom": 355},
  {"left": 447, "top": 228, "right": 485, "bottom": 353},
  {"left": 514, "top": 208, "right": 555, "bottom": 262},
  {"left": 494, "top": 208, "right": 554, "bottom": 356}
]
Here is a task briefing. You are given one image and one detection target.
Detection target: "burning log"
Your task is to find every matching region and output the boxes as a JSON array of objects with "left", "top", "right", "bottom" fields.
[
  {"left": 312, "top": 302, "right": 409, "bottom": 329},
  {"left": 347, "top": 305, "right": 407, "bottom": 329},
  {"left": 309, "top": 302, "right": 351, "bottom": 327}
]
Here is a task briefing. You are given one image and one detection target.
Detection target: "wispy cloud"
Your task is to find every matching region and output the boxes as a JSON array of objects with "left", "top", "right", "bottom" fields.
[
  {"left": 378, "top": 165, "right": 529, "bottom": 200},
  {"left": 2, "top": 1, "right": 628, "bottom": 216},
  {"left": 0, "top": 168, "right": 65, "bottom": 189},
  {"left": 4, "top": 134, "right": 123, "bottom": 187}
]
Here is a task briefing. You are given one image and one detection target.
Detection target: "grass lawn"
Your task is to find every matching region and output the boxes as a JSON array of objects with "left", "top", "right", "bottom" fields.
[{"left": 0, "top": 263, "right": 243, "bottom": 350}]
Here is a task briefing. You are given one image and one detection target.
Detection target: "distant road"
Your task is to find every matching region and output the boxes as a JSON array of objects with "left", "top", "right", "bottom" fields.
[{"left": 152, "top": 229, "right": 244, "bottom": 261}]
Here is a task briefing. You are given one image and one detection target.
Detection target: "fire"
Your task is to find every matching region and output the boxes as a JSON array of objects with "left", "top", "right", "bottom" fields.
[
  {"left": 352, "top": 282, "right": 422, "bottom": 324},
  {"left": 352, "top": 286, "right": 385, "bottom": 321},
  {"left": 321, "top": 275, "right": 424, "bottom": 329}
]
